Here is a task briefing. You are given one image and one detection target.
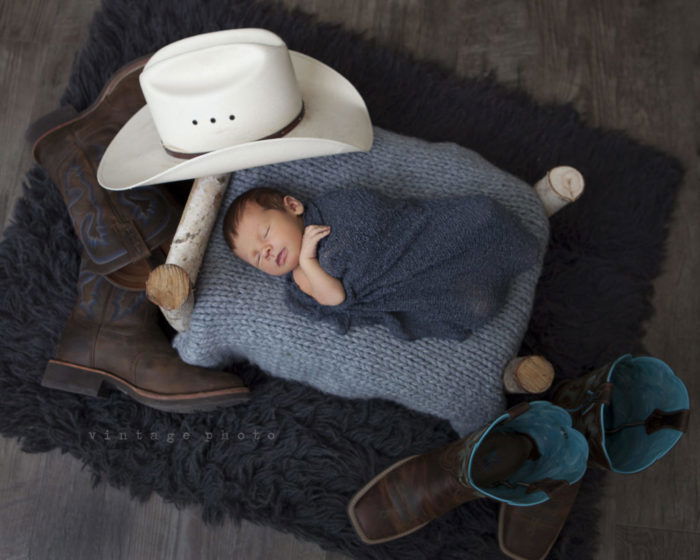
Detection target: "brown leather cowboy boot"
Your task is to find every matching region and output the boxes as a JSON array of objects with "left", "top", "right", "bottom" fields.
[
  {"left": 43, "top": 268, "right": 248, "bottom": 412},
  {"left": 30, "top": 55, "right": 181, "bottom": 289},
  {"left": 498, "top": 355, "right": 690, "bottom": 560},
  {"left": 31, "top": 56, "right": 250, "bottom": 411},
  {"left": 347, "top": 402, "right": 588, "bottom": 545}
]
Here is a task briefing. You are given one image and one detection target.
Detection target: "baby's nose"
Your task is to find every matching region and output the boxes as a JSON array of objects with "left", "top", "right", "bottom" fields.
[{"left": 263, "top": 245, "right": 273, "bottom": 259}]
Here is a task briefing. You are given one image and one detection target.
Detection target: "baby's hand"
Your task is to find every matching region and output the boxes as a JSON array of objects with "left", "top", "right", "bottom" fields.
[{"left": 300, "top": 225, "right": 331, "bottom": 261}]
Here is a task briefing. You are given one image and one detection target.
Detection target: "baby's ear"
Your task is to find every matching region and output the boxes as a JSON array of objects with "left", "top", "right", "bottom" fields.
[{"left": 284, "top": 195, "right": 304, "bottom": 215}]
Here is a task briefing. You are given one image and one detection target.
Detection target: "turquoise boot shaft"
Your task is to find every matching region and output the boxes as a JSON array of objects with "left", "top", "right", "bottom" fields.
[
  {"left": 463, "top": 401, "right": 589, "bottom": 506},
  {"left": 552, "top": 354, "right": 690, "bottom": 473}
]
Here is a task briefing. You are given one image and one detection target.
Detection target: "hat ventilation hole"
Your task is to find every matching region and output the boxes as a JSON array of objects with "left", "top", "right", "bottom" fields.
[
  {"left": 192, "top": 120, "right": 198, "bottom": 125},
  {"left": 229, "top": 115, "right": 235, "bottom": 120},
  {"left": 210, "top": 118, "right": 216, "bottom": 123}
]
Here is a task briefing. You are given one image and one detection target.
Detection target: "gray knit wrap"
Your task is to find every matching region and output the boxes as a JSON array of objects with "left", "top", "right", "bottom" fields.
[{"left": 173, "top": 128, "right": 549, "bottom": 436}]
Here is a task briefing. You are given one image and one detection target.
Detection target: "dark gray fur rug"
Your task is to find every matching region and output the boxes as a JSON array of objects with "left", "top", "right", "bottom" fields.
[{"left": 0, "top": 1, "right": 683, "bottom": 559}]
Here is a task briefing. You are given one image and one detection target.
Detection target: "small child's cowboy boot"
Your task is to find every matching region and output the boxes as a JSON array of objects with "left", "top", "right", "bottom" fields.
[
  {"left": 552, "top": 354, "right": 689, "bottom": 473},
  {"left": 347, "top": 401, "right": 588, "bottom": 544},
  {"left": 498, "top": 354, "right": 690, "bottom": 560}
]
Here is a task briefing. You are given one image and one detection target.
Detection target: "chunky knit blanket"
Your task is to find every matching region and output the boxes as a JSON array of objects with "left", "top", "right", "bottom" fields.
[
  {"left": 173, "top": 127, "right": 549, "bottom": 436},
  {"left": 285, "top": 188, "right": 540, "bottom": 340}
]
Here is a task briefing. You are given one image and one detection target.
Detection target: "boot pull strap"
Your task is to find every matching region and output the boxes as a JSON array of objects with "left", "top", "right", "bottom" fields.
[
  {"left": 645, "top": 408, "right": 690, "bottom": 434},
  {"left": 606, "top": 408, "right": 691, "bottom": 436}
]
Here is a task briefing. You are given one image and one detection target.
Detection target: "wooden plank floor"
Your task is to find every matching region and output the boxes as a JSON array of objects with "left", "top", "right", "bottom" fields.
[{"left": 1, "top": 1, "right": 698, "bottom": 558}]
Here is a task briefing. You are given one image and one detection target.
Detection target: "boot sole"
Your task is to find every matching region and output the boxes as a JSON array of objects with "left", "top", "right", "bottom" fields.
[
  {"left": 29, "top": 54, "right": 152, "bottom": 159},
  {"left": 347, "top": 454, "right": 428, "bottom": 545},
  {"left": 43, "top": 359, "right": 250, "bottom": 413}
]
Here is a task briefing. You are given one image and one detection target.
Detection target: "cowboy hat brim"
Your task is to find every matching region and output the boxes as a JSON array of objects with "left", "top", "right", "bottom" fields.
[{"left": 97, "top": 51, "right": 373, "bottom": 190}]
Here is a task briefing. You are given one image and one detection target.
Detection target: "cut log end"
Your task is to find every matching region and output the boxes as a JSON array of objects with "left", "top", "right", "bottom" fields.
[
  {"left": 534, "top": 166, "right": 585, "bottom": 216},
  {"left": 146, "top": 263, "right": 192, "bottom": 310},
  {"left": 503, "top": 355, "right": 555, "bottom": 394}
]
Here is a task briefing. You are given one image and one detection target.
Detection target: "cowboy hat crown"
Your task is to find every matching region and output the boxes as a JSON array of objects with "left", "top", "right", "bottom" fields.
[{"left": 143, "top": 29, "right": 304, "bottom": 154}]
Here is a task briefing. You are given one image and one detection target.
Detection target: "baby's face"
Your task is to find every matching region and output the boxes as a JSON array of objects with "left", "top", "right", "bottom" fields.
[{"left": 232, "top": 197, "right": 304, "bottom": 276}]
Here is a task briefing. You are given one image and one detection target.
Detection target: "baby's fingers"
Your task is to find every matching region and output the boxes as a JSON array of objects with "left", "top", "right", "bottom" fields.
[
  {"left": 317, "top": 226, "right": 331, "bottom": 238},
  {"left": 305, "top": 225, "right": 331, "bottom": 238}
]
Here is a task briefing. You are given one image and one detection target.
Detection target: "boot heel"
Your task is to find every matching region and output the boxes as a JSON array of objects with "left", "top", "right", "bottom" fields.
[{"left": 42, "top": 361, "right": 105, "bottom": 397}]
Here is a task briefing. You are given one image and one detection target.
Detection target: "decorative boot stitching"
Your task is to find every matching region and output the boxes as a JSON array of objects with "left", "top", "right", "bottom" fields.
[{"left": 73, "top": 130, "right": 152, "bottom": 263}]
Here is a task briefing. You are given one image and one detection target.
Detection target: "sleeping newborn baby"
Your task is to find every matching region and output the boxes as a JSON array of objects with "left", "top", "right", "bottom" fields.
[{"left": 223, "top": 186, "right": 539, "bottom": 341}]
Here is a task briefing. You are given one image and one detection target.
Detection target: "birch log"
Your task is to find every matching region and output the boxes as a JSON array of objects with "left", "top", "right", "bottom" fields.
[
  {"left": 498, "top": 169, "right": 582, "bottom": 393},
  {"left": 534, "top": 166, "right": 584, "bottom": 216},
  {"left": 146, "top": 173, "right": 231, "bottom": 332}
]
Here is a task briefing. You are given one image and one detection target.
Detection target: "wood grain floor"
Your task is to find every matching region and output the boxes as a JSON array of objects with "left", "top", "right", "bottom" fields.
[{"left": 1, "top": 1, "right": 698, "bottom": 559}]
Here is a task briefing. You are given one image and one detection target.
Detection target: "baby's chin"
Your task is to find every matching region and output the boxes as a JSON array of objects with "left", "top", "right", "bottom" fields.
[
  {"left": 267, "top": 270, "right": 287, "bottom": 277},
  {"left": 268, "top": 259, "right": 299, "bottom": 277}
]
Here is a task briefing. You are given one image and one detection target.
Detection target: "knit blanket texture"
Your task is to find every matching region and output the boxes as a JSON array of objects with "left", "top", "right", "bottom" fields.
[
  {"left": 174, "top": 127, "right": 549, "bottom": 436},
  {"left": 285, "top": 187, "right": 540, "bottom": 340}
]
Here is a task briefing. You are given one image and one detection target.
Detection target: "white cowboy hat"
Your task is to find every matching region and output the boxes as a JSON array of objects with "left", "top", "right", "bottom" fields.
[{"left": 97, "top": 28, "right": 373, "bottom": 190}]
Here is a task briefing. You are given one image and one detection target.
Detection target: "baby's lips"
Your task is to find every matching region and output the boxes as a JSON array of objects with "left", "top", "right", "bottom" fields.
[{"left": 276, "top": 247, "right": 287, "bottom": 267}]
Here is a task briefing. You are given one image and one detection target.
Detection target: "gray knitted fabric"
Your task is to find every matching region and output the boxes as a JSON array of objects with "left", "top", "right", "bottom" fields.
[{"left": 173, "top": 128, "right": 549, "bottom": 436}]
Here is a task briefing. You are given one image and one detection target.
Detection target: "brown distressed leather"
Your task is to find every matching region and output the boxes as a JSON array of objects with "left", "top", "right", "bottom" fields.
[
  {"left": 551, "top": 363, "right": 614, "bottom": 470},
  {"left": 348, "top": 405, "right": 539, "bottom": 544},
  {"left": 31, "top": 55, "right": 183, "bottom": 282},
  {"left": 498, "top": 481, "right": 582, "bottom": 560},
  {"left": 43, "top": 267, "right": 249, "bottom": 412},
  {"left": 348, "top": 440, "right": 482, "bottom": 544}
]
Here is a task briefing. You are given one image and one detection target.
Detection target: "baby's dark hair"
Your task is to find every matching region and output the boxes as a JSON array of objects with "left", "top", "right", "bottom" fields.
[{"left": 223, "top": 187, "right": 287, "bottom": 251}]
